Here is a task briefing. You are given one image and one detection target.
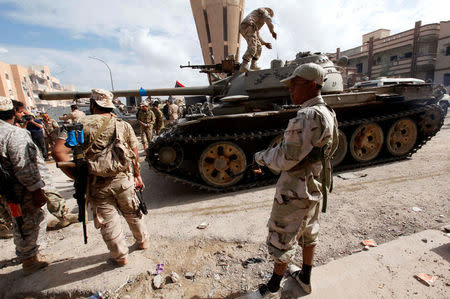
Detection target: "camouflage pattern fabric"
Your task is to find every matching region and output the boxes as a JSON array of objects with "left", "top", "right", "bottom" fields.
[
  {"left": 0, "top": 120, "right": 47, "bottom": 259},
  {"left": 254, "top": 96, "right": 339, "bottom": 263},
  {"left": 137, "top": 109, "right": 156, "bottom": 145},
  {"left": 89, "top": 174, "right": 147, "bottom": 259},
  {"left": 73, "top": 114, "right": 145, "bottom": 259},
  {"left": 151, "top": 107, "right": 164, "bottom": 134},
  {"left": 240, "top": 8, "right": 274, "bottom": 62}
]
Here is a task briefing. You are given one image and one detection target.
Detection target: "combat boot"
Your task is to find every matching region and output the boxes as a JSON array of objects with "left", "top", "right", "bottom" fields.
[
  {"left": 250, "top": 60, "right": 261, "bottom": 71},
  {"left": 239, "top": 60, "right": 250, "bottom": 73},
  {"left": 22, "top": 255, "right": 49, "bottom": 275},
  {"left": 57, "top": 211, "right": 79, "bottom": 228}
]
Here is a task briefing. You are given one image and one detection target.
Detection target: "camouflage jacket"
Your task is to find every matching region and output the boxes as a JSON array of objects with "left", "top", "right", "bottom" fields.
[
  {"left": 151, "top": 107, "right": 164, "bottom": 129},
  {"left": 0, "top": 120, "right": 45, "bottom": 192},
  {"left": 241, "top": 8, "right": 274, "bottom": 33},
  {"left": 59, "top": 114, "right": 139, "bottom": 175},
  {"left": 255, "top": 96, "right": 339, "bottom": 203},
  {"left": 137, "top": 109, "right": 156, "bottom": 126}
]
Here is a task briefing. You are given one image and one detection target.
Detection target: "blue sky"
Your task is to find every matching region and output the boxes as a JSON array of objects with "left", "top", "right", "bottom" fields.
[{"left": 0, "top": 0, "right": 449, "bottom": 91}]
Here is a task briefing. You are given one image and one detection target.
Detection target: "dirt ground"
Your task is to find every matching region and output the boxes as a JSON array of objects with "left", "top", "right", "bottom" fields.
[{"left": 0, "top": 115, "right": 449, "bottom": 298}]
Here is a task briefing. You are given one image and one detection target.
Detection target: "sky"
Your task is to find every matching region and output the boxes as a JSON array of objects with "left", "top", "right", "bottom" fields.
[{"left": 0, "top": 0, "right": 449, "bottom": 91}]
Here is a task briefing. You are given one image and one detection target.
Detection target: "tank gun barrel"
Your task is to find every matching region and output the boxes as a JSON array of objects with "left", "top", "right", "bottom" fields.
[{"left": 39, "top": 85, "right": 221, "bottom": 101}]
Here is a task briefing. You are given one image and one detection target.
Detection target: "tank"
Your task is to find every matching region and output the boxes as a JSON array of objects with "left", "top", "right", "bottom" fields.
[{"left": 39, "top": 52, "right": 445, "bottom": 192}]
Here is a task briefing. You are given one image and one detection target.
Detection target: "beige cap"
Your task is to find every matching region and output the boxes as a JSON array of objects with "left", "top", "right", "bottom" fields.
[
  {"left": 0, "top": 96, "right": 13, "bottom": 112},
  {"left": 281, "top": 63, "right": 327, "bottom": 87},
  {"left": 264, "top": 7, "right": 274, "bottom": 18},
  {"left": 91, "top": 88, "right": 115, "bottom": 109}
]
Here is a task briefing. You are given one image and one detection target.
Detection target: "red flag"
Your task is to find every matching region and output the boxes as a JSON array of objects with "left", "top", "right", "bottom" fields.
[{"left": 175, "top": 81, "right": 185, "bottom": 88}]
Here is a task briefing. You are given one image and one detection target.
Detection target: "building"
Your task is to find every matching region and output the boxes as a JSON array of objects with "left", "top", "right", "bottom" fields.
[
  {"left": 0, "top": 61, "right": 74, "bottom": 109},
  {"left": 331, "top": 21, "right": 450, "bottom": 88},
  {"left": 190, "top": 0, "right": 245, "bottom": 82}
]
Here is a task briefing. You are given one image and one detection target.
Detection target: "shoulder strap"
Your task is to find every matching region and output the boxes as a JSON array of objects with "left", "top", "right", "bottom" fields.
[{"left": 82, "top": 114, "right": 113, "bottom": 156}]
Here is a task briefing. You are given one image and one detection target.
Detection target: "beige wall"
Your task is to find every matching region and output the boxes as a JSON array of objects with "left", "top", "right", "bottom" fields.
[
  {"left": 339, "top": 21, "right": 450, "bottom": 83},
  {"left": 435, "top": 21, "right": 450, "bottom": 87},
  {"left": 190, "top": 0, "right": 245, "bottom": 65}
]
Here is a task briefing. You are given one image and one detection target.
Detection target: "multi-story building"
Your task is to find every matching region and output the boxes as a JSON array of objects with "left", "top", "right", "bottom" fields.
[
  {"left": 331, "top": 20, "right": 450, "bottom": 88},
  {"left": 0, "top": 61, "right": 74, "bottom": 109}
]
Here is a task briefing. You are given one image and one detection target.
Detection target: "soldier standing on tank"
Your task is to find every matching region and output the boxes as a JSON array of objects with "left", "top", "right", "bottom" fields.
[
  {"left": 53, "top": 89, "right": 148, "bottom": 266},
  {"left": 243, "top": 63, "right": 339, "bottom": 298},
  {"left": 0, "top": 96, "right": 49, "bottom": 275},
  {"left": 137, "top": 102, "right": 156, "bottom": 150},
  {"left": 150, "top": 99, "right": 164, "bottom": 135},
  {"left": 239, "top": 7, "right": 277, "bottom": 72},
  {"left": 167, "top": 97, "right": 179, "bottom": 126}
]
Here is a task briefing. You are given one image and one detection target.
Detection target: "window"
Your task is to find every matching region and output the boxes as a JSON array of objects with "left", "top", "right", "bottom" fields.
[
  {"left": 4, "top": 73, "right": 9, "bottom": 80},
  {"left": 356, "top": 63, "right": 363, "bottom": 73},
  {"left": 446, "top": 46, "right": 450, "bottom": 56},
  {"left": 390, "top": 55, "right": 398, "bottom": 61},
  {"left": 444, "top": 74, "right": 450, "bottom": 86},
  {"left": 404, "top": 52, "right": 412, "bottom": 58}
]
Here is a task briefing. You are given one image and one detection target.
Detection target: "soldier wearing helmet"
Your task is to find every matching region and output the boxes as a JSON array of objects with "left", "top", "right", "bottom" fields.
[
  {"left": 150, "top": 99, "right": 164, "bottom": 135},
  {"left": 239, "top": 7, "right": 277, "bottom": 72}
]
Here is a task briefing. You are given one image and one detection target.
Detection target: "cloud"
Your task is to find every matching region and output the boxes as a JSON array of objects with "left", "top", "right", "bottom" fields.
[{"left": 0, "top": 47, "right": 8, "bottom": 54}]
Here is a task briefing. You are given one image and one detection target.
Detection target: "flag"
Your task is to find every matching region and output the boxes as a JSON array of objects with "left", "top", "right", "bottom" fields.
[{"left": 175, "top": 81, "right": 185, "bottom": 88}]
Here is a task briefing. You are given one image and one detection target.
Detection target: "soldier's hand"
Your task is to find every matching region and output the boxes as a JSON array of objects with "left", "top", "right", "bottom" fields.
[
  {"left": 32, "top": 188, "right": 47, "bottom": 208},
  {"left": 272, "top": 32, "right": 277, "bottom": 40},
  {"left": 265, "top": 43, "right": 272, "bottom": 49},
  {"left": 135, "top": 175, "right": 145, "bottom": 191}
]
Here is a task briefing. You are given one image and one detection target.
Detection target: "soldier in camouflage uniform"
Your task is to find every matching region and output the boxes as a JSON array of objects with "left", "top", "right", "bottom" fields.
[
  {"left": 239, "top": 7, "right": 277, "bottom": 72},
  {"left": 137, "top": 102, "right": 156, "bottom": 150},
  {"left": 54, "top": 89, "right": 148, "bottom": 266},
  {"left": 150, "top": 99, "right": 164, "bottom": 135},
  {"left": 244, "top": 64, "right": 339, "bottom": 298},
  {"left": 0, "top": 96, "right": 49, "bottom": 275}
]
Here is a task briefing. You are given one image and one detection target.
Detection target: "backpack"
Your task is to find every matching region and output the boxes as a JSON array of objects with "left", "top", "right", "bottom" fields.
[{"left": 84, "top": 115, "right": 136, "bottom": 177}]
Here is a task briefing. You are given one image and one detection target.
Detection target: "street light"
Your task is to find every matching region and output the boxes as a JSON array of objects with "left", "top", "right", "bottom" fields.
[{"left": 88, "top": 56, "right": 115, "bottom": 91}]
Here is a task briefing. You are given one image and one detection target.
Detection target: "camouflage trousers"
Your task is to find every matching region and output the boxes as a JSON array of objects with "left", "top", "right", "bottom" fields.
[
  {"left": 1, "top": 193, "right": 47, "bottom": 260},
  {"left": 89, "top": 174, "right": 147, "bottom": 260},
  {"left": 266, "top": 197, "right": 321, "bottom": 264},
  {"left": 140, "top": 125, "right": 153, "bottom": 147},
  {"left": 240, "top": 23, "right": 262, "bottom": 62}
]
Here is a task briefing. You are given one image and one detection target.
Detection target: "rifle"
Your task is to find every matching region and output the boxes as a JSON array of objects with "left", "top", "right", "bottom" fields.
[
  {"left": 135, "top": 190, "right": 148, "bottom": 215},
  {"left": 60, "top": 123, "right": 88, "bottom": 244},
  {"left": 0, "top": 162, "right": 25, "bottom": 239}
]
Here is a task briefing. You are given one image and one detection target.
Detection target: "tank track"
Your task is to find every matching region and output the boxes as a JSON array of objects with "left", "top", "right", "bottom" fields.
[{"left": 147, "top": 104, "right": 445, "bottom": 192}]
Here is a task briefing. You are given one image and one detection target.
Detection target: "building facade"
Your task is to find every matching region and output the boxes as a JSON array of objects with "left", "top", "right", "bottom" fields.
[
  {"left": 0, "top": 61, "right": 74, "bottom": 109},
  {"left": 332, "top": 21, "right": 450, "bottom": 88},
  {"left": 190, "top": 0, "right": 245, "bottom": 81}
]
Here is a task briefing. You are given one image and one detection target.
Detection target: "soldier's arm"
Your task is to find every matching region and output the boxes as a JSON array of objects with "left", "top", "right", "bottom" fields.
[
  {"left": 125, "top": 123, "right": 145, "bottom": 190},
  {"left": 52, "top": 135, "right": 76, "bottom": 179},
  {"left": 7, "top": 130, "right": 45, "bottom": 192},
  {"left": 255, "top": 111, "right": 321, "bottom": 172}
]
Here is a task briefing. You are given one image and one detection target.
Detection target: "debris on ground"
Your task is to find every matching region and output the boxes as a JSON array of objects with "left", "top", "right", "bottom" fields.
[
  {"left": 166, "top": 271, "right": 180, "bottom": 284},
  {"left": 337, "top": 172, "right": 367, "bottom": 180},
  {"left": 197, "top": 222, "right": 208, "bottom": 229},
  {"left": 421, "top": 238, "right": 428, "bottom": 243},
  {"left": 361, "top": 239, "right": 378, "bottom": 247},
  {"left": 153, "top": 274, "right": 164, "bottom": 289},
  {"left": 242, "top": 257, "right": 264, "bottom": 268},
  {"left": 412, "top": 207, "right": 422, "bottom": 212},
  {"left": 414, "top": 273, "right": 437, "bottom": 286},
  {"left": 185, "top": 272, "right": 195, "bottom": 280}
]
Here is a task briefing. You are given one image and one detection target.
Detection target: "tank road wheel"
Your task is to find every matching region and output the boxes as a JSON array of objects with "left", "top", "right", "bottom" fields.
[
  {"left": 349, "top": 123, "right": 384, "bottom": 162},
  {"left": 199, "top": 142, "right": 247, "bottom": 188},
  {"left": 386, "top": 118, "right": 417, "bottom": 156},
  {"left": 268, "top": 135, "right": 283, "bottom": 175},
  {"left": 149, "top": 143, "right": 184, "bottom": 172},
  {"left": 419, "top": 106, "right": 443, "bottom": 136},
  {"left": 331, "top": 129, "right": 348, "bottom": 167}
]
